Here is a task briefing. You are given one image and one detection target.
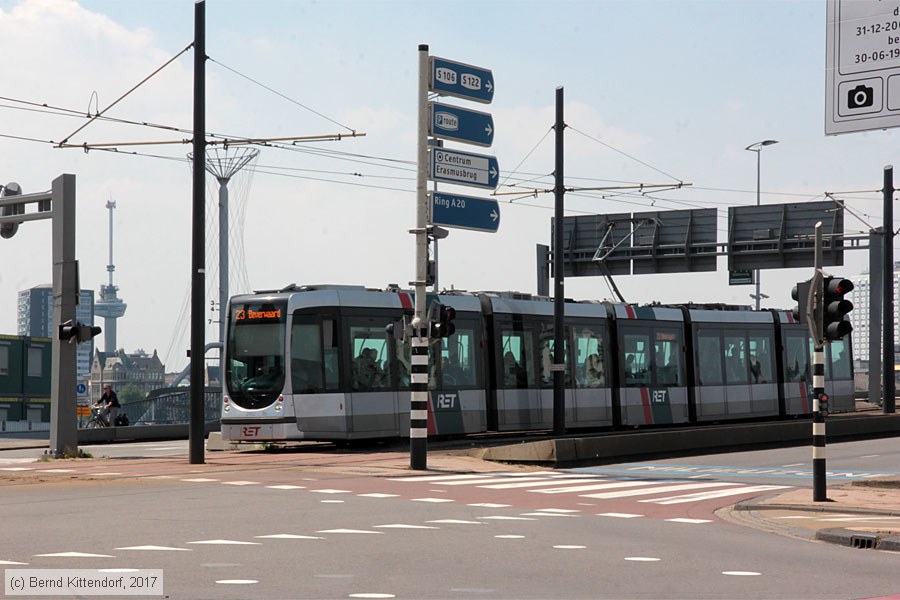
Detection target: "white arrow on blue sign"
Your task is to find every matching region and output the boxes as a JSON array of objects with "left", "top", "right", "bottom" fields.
[
  {"left": 429, "top": 147, "right": 499, "bottom": 190},
  {"left": 429, "top": 102, "right": 494, "bottom": 148},
  {"left": 430, "top": 192, "right": 500, "bottom": 233},
  {"left": 429, "top": 56, "right": 494, "bottom": 104}
]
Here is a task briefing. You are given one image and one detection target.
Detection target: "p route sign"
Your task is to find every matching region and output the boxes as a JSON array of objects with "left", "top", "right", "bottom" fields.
[{"left": 429, "top": 102, "right": 494, "bottom": 147}]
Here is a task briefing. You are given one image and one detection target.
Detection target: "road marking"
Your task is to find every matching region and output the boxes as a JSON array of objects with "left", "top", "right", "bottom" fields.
[
  {"left": 426, "top": 519, "right": 482, "bottom": 525},
  {"left": 115, "top": 545, "right": 191, "bottom": 551},
  {"left": 411, "top": 498, "right": 454, "bottom": 503},
  {"left": 582, "top": 482, "right": 732, "bottom": 499},
  {"left": 317, "top": 529, "right": 383, "bottom": 535},
  {"left": 467, "top": 503, "right": 510, "bottom": 508},
  {"left": 597, "top": 513, "right": 643, "bottom": 519},
  {"left": 255, "top": 534, "right": 324, "bottom": 539},
  {"left": 532, "top": 480, "right": 671, "bottom": 495},
  {"left": 665, "top": 518, "right": 712, "bottom": 524},
  {"left": 37, "top": 469, "right": 75, "bottom": 473},
  {"left": 93, "top": 472, "right": 123, "bottom": 476},
  {"left": 181, "top": 478, "right": 219, "bottom": 482},
  {"left": 644, "top": 484, "right": 791, "bottom": 504},
  {"left": 520, "top": 512, "right": 578, "bottom": 518},
  {"left": 553, "top": 545, "right": 586, "bottom": 549},
  {"left": 35, "top": 552, "right": 115, "bottom": 557},
  {"left": 221, "top": 480, "right": 260, "bottom": 486},
  {"left": 0, "top": 560, "right": 28, "bottom": 565},
  {"left": 723, "top": 571, "right": 761, "bottom": 576},
  {"left": 0, "top": 467, "right": 34, "bottom": 471},
  {"left": 349, "top": 595, "right": 396, "bottom": 599},
  {"left": 217, "top": 579, "right": 259, "bottom": 585},
  {"left": 782, "top": 463, "right": 804, "bottom": 467},
  {"left": 478, "top": 516, "right": 537, "bottom": 521},
  {"left": 861, "top": 454, "right": 880, "bottom": 458},
  {"left": 388, "top": 474, "right": 504, "bottom": 483},
  {"left": 374, "top": 524, "right": 439, "bottom": 529},
  {"left": 320, "top": 500, "right": 345, "bottom": 503},
  {"left": 267, "top": 485, "right": 305, "bottom": 490},
  {"left": 478, "top": 476, "right": 602, "bottom": 489},
  {"left": 310, "top": 489, "right": 352, "bottom": 494},
  {"left": 495, "top": 535, "right": 525, "bottom": 539},
  {"left": 187, "top": 539, "right": 261, "bottom": 545},
  {"left": 625, "top": 557, "right": 660, "bottom": 562},
  {"left": 358, "top": 493, "right": 399, "bottom": 498}
]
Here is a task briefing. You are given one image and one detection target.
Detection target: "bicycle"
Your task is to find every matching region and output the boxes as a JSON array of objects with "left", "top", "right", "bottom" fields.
[{"left": 84, "top": 406, "right": 110, "bottom": 429}]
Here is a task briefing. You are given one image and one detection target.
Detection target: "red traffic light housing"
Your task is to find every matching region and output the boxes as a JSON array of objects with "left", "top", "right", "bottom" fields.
[{"left": 822, "top": 276, "right": 854, "bottom": 341}]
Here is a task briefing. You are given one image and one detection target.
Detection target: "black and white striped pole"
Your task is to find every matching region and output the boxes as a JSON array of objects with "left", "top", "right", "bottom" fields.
[
  {"left": 809, "top": 222, "right": 828, "bottom": 502},
  {"left": 410, "top": 44, "right": 431, "bottom": 470}
]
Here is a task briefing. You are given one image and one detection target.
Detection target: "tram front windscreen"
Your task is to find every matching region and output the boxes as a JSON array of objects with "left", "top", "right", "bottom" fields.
[{"left": 225, "top": 300, "right": 287, "bottom": 409}]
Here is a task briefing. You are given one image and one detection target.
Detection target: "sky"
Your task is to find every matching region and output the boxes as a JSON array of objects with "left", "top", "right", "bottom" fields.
[{"left": 0, "top": 0, "right": 896, "bottom": 374}]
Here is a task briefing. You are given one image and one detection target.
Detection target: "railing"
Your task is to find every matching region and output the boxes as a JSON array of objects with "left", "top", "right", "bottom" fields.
[
  {"left": 76, "top": 388, "right": 222, "bottom": 427},
  {"left": 0, "top": 420, "right": 51, "bottom": 433}
]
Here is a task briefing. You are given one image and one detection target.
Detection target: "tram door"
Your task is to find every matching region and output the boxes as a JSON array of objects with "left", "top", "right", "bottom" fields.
[
  {"left": 617, "top": 320, "right": 688, "bottom": 426},
  {"left": 289, "top": 314, "right": 346, "bottom": 436},
  {"left": 346, "top": 316, "right": 400, "bottom": 437},
  {"left": 495, "top": 320, "right": 544, "bottom": 430}
]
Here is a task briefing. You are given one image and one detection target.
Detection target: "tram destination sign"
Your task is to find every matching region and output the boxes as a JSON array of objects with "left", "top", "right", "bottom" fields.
[
  {"left": 430, "top": 191, "right": 500, "bottom": 233},
  {"left": 429, "top": 102, "right": 494, "bottom": 147},
  {"left": 429, "top": 56, "right": 495, "bottom": 104},
  {"left": 429, "top": 147, "right": 499, "bottom": 190}
]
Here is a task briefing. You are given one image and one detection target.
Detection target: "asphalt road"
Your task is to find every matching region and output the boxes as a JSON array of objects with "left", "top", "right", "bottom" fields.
[{"left": 1, "top": 438, "right": 899, "bottom": 599}]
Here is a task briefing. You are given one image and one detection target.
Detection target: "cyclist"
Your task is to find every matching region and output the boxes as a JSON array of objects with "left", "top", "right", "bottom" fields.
[{"left": 96, "top": 384, "right": 121, "bottom": 427}]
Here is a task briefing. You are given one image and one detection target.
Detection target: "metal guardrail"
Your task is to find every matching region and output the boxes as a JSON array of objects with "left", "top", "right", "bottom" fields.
[
  {"left": 76, "top": 388, "right": 221, "bottom": 428},
  {"left": 0, "top": 420, "right": 50, "bottom": 433}
]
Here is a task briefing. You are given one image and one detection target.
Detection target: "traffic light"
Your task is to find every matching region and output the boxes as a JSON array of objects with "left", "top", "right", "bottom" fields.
[
  {"left": 822, "top": 276, "right": 854, "bottom": 341},
  {"left": 0, "top": 182, "right": 23, "bottom": 239},
  {"left": 791, "top": 280, "right": 811, "bottom": 324},
  {"left": 58, "top": 320, "right": 102, "bottom": 344},
  {"left": 431, "top": 304, "right": 456, "bottom": 338}
]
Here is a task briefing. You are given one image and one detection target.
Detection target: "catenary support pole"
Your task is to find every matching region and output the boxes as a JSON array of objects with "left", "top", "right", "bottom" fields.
[
  {"left": 883, "top": 166, "right": 895, "bottom": 414},
  {"left": 868, "top": 228, "right": 883, "bottom": 405},
  {"left": 410, "top": 44, "right": 430, "bottom": 470},
  {"left": 553, "top": 86, "right": 566, "bottom": 435},
  {"left": 189, "top": 0, "right": 206, "bottom": 464}
]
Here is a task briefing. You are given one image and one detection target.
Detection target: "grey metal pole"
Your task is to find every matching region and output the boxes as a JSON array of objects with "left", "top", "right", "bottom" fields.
[
  {"left": 410, "top": 44, "right": 430, "bottom": 470},
  {"left": 48, "top": 174, "right": 78, "bottom": 458},
  {"left": 884, "top": 166, "right": 895, "bottom": 413},
  {"left": 553, "top": 86, "right": 566, "bottom": 435},
  {"left": 189, "top": 0, "right": 206, "bottom": 464},
  {"left": 218, "top": 177, "right": 228, "bottom": 347},
  {"left": 754, "top": 150, "right": 761, "bottom": 311},
  {"left": 869, "top": 228, "right": 884, "bottom": 405}
]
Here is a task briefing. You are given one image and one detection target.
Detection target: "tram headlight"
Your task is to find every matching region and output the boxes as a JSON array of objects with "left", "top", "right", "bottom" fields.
[{"left": 275, "top": 395, "right": 284, "bottom": 411}]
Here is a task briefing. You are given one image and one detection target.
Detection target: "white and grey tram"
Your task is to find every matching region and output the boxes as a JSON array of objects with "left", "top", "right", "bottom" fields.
[{"left": 220, "top": 284, "right": 854, "bottom": 442}]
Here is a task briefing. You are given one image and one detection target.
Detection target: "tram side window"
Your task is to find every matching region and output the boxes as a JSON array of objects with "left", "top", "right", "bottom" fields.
[
  {"left": 434, "top": 322, "right": 478, "bottom": 388},
  {"left": 696, "top": 331, "right": 724, "bottom": 386},
  {"left": 349, "top": 323, "right": 392, "bottom": 391},
  {"left": 575, "top": 325, "right": 607, "bottom": 388},
  {"left": 748, "top": 332, "right": 775, "bottom": 384},
  {"left": 291, "top": 321, "right": 323, "bottom": 394},
  {"left": 827, "top": 339, "right": 852, "bottom": 380},
  {"left": 500, "top": 326, "right": 534, "bottom": 389},
  {"left": 623, "top": 333, "right": 651, "bottom": 387},
  {"left": 724, "top": 331, "right": 748, "bottom": 384},
  {"left": 784, "top": 333, "right": 810, "bottom": 382},
  {"left": 290, "top": 317, "right": 339, "bottom": 394},
  {"left": 538, "top": 322, "right": 570, "bottom": 388},
  {"left": 654, "top": 330, "right": 682, "bottom": 386}
]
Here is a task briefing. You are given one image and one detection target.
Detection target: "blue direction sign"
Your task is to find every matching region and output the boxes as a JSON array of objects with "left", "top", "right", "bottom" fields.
[
  {"left": 429, "top": 147, "right": 499, "bottom": 190},
  {"left": 429, "top": 103, "right": 494, "bottom": 148},
  {"left": 429, "top": 56, "right": 494, "bottom": 104},
  {"left": 430, "top": 192, "right": 500, "bottom": 233}
]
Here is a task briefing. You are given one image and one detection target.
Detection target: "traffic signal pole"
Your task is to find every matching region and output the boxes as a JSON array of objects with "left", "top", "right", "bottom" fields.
[
  {"left": 811, "top": 223, "right": 828, "bottom": 502},
  {"left": 410, "top": 44, "right": 430, "bottom": 470}
]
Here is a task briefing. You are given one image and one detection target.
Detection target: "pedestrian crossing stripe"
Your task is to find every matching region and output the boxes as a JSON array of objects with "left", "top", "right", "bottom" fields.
[{"left": 388, "top": 471, "right": 790, "bottom": 503}]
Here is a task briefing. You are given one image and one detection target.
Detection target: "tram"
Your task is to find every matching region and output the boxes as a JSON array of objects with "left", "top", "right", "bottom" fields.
[{"left": 220, "top": 284, "right": 854, "bottom": 442}]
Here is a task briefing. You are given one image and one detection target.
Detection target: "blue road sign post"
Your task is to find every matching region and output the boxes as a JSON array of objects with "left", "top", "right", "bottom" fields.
[
  {"left": 429, "top": 147, "right": 499, "bottom": 190},
  {"left": 429, "top": 56, "right": 495, "bottom": 104},
  {"left": 430, "top": 192, "right": 500, "bottom": 233},
  {"left": 429, "top": 103, "right": 494, "bottom": 147}
]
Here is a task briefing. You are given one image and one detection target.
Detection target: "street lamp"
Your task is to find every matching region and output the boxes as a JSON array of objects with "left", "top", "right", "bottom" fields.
[{"left": 745, "top": 139, "right": 779, "bottom": 311}]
